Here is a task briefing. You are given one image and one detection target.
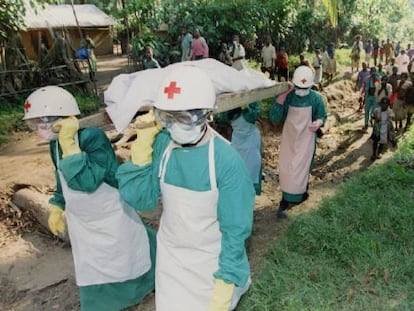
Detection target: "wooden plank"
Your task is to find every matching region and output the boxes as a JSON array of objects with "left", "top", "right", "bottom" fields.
[
  {"left": 215, "top": 82, "right": 290, "bottom": 113},
  {"left": 78, "top": 110, "right": 112, "bottom": 128}
]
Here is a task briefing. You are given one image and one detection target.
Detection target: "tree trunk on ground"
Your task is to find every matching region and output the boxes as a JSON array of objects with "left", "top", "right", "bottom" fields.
[{"left": 12, "top": 188, "right": 69, "bottom": 242}]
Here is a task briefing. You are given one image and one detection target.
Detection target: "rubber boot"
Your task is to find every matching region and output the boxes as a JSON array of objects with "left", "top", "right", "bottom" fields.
[{"left": 277, "top": 199, "right": 289, "bottom": 219}]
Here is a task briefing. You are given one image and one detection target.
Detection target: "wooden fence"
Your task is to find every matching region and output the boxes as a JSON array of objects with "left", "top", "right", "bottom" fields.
[{"left": 0, "top": 59, "right": 96, "bottom": 100}]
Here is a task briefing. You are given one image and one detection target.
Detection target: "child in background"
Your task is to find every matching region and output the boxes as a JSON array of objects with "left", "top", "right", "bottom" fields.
[
  {"left": 370, "top": 97, "right": 396, "bottom": 160},
  {"left": 143, "top": 46, "right": 161, "bottom": 69}
]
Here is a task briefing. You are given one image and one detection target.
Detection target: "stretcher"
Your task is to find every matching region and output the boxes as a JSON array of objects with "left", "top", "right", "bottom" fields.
[{"left": 80, "top": 82, "right": 289, "bottom": 129}]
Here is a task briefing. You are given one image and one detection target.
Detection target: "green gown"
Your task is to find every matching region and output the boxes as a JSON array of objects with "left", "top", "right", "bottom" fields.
[
  {"left": 49, "top": 127, "right": 155, "bottom": 311},
  {"left": 116, "top": 130, "right": 255, "bottom": 289},
  {"left": 217, "top": 102, "right": 263, "bottom": 195},
  {"left": 269, "top": 90, "right": 327, "bottom": 203}
]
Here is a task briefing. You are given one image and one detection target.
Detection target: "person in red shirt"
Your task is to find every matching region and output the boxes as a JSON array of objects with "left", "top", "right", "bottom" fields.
[{"left": 275, "top": 47, "right": 289, "bottom": 82}]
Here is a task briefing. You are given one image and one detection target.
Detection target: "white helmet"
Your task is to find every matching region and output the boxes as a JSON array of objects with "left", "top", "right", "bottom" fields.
[
  {"left": 292, "top": 66, "right": 315, "bottom": 88},
  {"left": 23, "top": 86, "right": 80, "bottom": 120},
  {"left": 154, "top": 65, "right": 216, "bottom": 111}
]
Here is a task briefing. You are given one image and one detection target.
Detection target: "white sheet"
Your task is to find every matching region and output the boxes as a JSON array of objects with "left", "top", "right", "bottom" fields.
[{"left": 104, "top": 58, "right": 275, "bottom": 132}]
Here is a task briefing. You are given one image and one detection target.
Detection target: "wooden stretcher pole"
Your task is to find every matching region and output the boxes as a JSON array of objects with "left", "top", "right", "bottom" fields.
[{"left": 215, "top": 82, "right": 290, "bottom": 113}]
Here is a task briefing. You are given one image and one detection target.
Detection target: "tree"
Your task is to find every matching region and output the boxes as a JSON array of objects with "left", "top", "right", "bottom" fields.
[
  {"left": 321, "top": 0, "right": 338, "bottom": 27},
  {"left": 0, "top": 0, "right": 26, "bottom": 45}
]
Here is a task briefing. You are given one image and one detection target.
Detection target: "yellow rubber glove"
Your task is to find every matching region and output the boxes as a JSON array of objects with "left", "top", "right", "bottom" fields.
[
  {"left": 53, "top": 116, "right": 81, "bottom": 158},
  {"left": 208, "top": 279, "right": 235, "bottom": 311},
  {"left": 131, "top": 110, "right": 162, "bottom": 165},
  {"left": 48, "top": 205, "right": 66, "bottom": 236}
]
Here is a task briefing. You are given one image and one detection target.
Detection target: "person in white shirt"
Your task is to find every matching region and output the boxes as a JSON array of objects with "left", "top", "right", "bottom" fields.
[
  {"left": 385, "top": 58, "right": 397, "bottom": 76},
  {"left": 395, "top": 50, "right": 410, "bottom": 73},
  {"left": 375, "top": 75, "right": 393, "bottom": 104},
  {"left": 260, "top": 36, "right": 276, "bottom": 79},
  {"left": 229, "top": 35, "right": 247, "bottom": 70},
  {"left": 350, "top": 35, "right": 364, "bottom": 73}
]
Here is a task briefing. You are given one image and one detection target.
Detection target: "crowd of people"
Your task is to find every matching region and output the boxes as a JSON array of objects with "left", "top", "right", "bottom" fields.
[
  {"left": 350, "top": 36, "right": 414, "bottom": 73},
  {"left": 355, "top": 57, "right": 414, "bottom": 160},
  {"left": 353, "top": 36, "right": 414, "bottom": 160}
]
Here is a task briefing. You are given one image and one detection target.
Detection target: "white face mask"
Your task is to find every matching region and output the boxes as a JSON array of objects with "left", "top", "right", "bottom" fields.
[
  {"left": 167, "top": 124, "right": 205, "bottom": 145},
  {"left": 37, "top": 126, "right": 58, "bottom": 141},
  {"left": 295, "top": 88, "right": 310, "bottom": 97}
]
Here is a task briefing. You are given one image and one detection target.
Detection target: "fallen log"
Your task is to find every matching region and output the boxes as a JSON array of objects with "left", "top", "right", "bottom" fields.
[{"left": 12, "top": 188, "right": 69, "bottom": 242}]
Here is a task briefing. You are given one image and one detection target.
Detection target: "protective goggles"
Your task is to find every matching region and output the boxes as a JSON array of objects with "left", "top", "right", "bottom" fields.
[
  {"left": 26, "top": 116, "right": 60, "bottom": 130},
  {"left": 154, "top": 109, "right": 211, "bottom": 130}
]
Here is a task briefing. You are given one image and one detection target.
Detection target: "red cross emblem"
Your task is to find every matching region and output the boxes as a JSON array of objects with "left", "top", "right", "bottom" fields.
[
  {"left": 24, "top": 101, "right": 31, "bottom": 112},
  {"left": 164, "top": 81, "right": 181, "bottom": 99},
  {"left": 301, "top": 78, "right": 307, "bottom": 85}
]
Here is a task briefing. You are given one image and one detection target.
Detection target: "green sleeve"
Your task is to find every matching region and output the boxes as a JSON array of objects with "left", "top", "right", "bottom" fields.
[
  {"left": 269, "top": 96, "right": 289, "bottom": 124},
  {"left": 48, "top": 141, "right": 66, "bottom": 210},
  {"left": 59, "top": 128, "right": 119, "bottom": 193},
  {"left": 213, "top": 139, "right": 255, "bottom": 287},
  {"left": 116, "top": 130, "right": 170, "bottom": 212},
  {"left": 311, "top": 91, "right": 328, "bottom": 125},
  {"left": 242, "top": 102, "right": 260, "bottom": 124}
]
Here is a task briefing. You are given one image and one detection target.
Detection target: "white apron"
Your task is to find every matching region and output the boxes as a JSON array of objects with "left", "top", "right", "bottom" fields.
[
  {"left": 56, "top": 141, "right": 151, "bottom": 286},
  {"left": 156, "top": 134, "right": 250, "bottom": 311},
  {"left": 279, "top": 106, "right": 315, "bottom": 195}
]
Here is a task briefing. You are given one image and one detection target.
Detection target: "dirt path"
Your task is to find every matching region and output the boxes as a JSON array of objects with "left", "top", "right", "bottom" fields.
[{"left": 0, "top": 57, "right": 398, "bottom": 311}]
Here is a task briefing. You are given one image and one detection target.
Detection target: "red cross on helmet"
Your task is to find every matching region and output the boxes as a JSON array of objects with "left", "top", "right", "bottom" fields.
[
  {"left": 23, "top": 86, "right": 80, "bottom": 120},
  {"left": 154, "top": 65, "right": 216, "bottom": 111},
  {"left": 292, "top": 65, "right": 315, "bottom": 88}
]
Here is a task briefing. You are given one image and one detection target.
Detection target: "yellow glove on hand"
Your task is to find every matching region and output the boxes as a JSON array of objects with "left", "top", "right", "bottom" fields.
[
  {"left": 48, "top": 205, "right": 66, "bottom": 236},
  {"left": 131, "top": 110, "right": 162, "bottom": 165},
  {"left": 53, "top": 116, "right": 81, "bottom": 158},
  {"left": 208, "top": 279, "right": 235, "bottom": 311}
]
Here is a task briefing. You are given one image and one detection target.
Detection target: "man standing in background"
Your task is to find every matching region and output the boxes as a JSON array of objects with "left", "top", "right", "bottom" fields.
[
  {"left": 261, "top": 35, "right": 276, "bottom": 80},
  {"left": 275, "top": 46, "right": 289, "bottom": 82},
  {"left": 180, "top": 27, "right": 192, "bottom": 62},
  {"left": 230, "top": 34, "right": 247, "bottom": 70},
  {"left": 364, "top": 39, "right": 374, "bottom": 67}
]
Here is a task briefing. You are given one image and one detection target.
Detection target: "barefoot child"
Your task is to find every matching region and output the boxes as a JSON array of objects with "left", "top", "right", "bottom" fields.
[{"left": 370, "top": 97, "right": 396, "bottom": 160}]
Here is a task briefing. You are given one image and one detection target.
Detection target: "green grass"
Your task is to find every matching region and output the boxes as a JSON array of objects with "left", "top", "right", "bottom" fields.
[
  {"left": 238, "top": 128, "right": 414, "bottom": 311},
  {"left": 0, "top": 102, "right": 26, "bottom": 144},
  {"left": 0, "top": 92, "right": 101, "bottom": 145}
]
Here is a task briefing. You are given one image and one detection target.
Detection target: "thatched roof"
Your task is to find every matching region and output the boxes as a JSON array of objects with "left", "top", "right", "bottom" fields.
[{"left": 24, "top": 4, "right": 116, "bottom": 29}]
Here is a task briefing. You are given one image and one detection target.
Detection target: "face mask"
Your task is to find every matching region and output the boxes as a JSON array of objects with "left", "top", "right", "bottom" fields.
[
  {"left": 37, "top": 126, "right": 58, "bottom": 141},
  {"left": 167, "top": 123, "right": 205, "bottom": 145},
  {"left": 295, "top": 88, "right": 310, "bottom": 97}
]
